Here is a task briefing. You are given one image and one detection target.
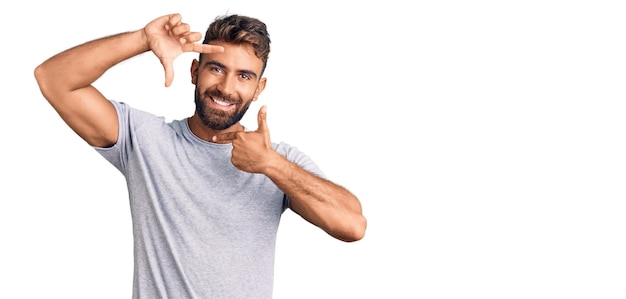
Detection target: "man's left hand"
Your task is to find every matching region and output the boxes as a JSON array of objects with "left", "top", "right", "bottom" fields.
[{"left": 213, "top": 105, "right": 276, "bottom": 173}]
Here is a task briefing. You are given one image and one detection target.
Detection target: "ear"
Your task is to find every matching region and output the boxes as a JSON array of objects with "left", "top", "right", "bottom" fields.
[
  {"left": 190, "top": 59, "right": 200, "bottom": 84},
  {"left": 252, "top": 77, "right": 267, "bottom": 101}
]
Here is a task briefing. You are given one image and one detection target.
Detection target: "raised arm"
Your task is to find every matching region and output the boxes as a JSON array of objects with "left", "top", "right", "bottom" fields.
[{"left": 34, "top": 14, "right": 223, "bottom": 147}]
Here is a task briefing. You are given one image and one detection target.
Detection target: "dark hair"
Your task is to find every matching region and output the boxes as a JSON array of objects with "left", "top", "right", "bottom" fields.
[{"left": 201, "top": 14, "right": 271, "bottom": 75}]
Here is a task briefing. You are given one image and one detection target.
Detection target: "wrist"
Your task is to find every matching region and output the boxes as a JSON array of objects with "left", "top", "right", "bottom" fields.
[
  {"left": 137, "top": 29, "right": 151, "bottom": 52},
  {"left": 262, "top": 152, "right": 292, "bottom": 177}
]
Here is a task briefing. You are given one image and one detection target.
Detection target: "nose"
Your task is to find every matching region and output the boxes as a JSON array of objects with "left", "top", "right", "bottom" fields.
[{"left": 216, "top": 74, "right": 236, "bottom": 96}]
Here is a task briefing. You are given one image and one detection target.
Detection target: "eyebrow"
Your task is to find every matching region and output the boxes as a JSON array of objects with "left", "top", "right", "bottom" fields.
[{"left": 205, "top": 60, "right": 258, "bottom": 79}]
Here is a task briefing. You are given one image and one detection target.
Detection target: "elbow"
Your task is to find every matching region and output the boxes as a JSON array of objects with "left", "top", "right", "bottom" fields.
[
  {"left": 34, "top": 63, "right": 47, "bottom": 85},
  {"left": 337, "top": 214, "right": 367, "bottom": 242},
  {"left": 34, "top": 63, "right": 52, "bottom": 99},
  {"left": 34, "top": 62, "right": 64, "bottom": 102}
]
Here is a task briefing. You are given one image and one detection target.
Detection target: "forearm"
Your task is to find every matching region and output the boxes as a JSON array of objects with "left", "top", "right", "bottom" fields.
[
  {"left": 35, "top": 30, "right": 148, "bottom": 96},
  {"left": 264, "top": 155, "right": 367, "bottom": 242}
]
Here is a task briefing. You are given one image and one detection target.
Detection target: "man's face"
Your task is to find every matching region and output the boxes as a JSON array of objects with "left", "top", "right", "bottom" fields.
[{"left": 191, "top": 42, "right": 266, "bottom": 130}]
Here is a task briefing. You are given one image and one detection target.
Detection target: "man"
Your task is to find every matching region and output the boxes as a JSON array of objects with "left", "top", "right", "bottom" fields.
[{"left": 34, "top": 13, "right": 366, "bottom": 298}]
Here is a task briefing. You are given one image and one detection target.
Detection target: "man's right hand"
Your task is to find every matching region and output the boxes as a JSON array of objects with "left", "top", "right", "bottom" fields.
[
  {"left": 143, "top": 14, "right": 224, "bottom": 87},
  {"left": 34, "top": 13, "right": 223, "bottom": 148}
]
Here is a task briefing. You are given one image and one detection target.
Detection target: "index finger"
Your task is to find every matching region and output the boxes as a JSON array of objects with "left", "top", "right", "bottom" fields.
[
  {"left": 191, "top": 43, "right": 224, "bottom": 54},
  {"left": 212, "top": 131, "right": 238, "bottom": 142}
]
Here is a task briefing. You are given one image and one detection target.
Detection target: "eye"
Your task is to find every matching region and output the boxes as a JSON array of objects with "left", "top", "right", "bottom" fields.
[
  {"left": 240, "top": 73, "right": 251, "bottom": 80},
  {"left": 210, "top": 66, "right": 223, "bottom": 73}
]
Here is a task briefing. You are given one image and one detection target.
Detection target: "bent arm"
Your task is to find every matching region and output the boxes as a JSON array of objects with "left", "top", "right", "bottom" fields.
[
  {"left": 265, "top": 154, "right": 367, "bottom": 242},
  {"left": 34, "top": 30, "right": 149, "bottom": 147}
]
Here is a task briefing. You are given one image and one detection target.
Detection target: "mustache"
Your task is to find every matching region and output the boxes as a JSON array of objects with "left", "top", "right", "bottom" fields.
[{"left": 203, "top": 89, "right": 242, "bottom": 105}]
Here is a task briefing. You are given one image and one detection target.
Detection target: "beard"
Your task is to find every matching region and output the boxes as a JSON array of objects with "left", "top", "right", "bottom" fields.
[{"left": 194, "top": 86, "right": 252, "bottom": 130}]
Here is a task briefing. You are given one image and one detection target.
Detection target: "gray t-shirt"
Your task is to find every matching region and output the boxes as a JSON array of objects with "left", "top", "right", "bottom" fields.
[{"left": 95, "top": 100, "right": 324, "bottom": 299}]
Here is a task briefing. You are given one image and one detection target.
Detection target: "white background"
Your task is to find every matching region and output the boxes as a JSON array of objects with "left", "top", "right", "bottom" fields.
[{"left": 2, "top": 0, "right": 625, "bottom": 298}]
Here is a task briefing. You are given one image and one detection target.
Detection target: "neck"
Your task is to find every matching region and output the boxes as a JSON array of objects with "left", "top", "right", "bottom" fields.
[{"left": 187, "top": 114, "right": 243, "bottom": 144}]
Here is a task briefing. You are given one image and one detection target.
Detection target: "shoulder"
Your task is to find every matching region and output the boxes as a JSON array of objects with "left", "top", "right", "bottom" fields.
[
  {"left": 110, "top": 100, "right": 162, "bottom": 121},
  {"left": 108, "top": 100, "right": 171, "bottom": 131},
  {"left": 273, "top": 141, "right": 302, "bottom": 157},
  {"left": 274, "top": 142, "right": 325, "bottom": 178}
]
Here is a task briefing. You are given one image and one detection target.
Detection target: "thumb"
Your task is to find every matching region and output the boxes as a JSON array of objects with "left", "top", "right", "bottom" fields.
[
  {"left": 257, "top": 105, "right": 269, "bottom": 134},
  {"left": 161, "top": 57, "right": 175, "bottom": 87}
]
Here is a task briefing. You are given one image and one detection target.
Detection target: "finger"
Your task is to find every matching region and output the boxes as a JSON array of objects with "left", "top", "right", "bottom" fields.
[
  {"left": 257, "top": 105, "right": 268, "bottom": 133},
  {"left": 183, "top": 31, "right": 203, "bottom": 43},
  {"left": 170, "top": 23, "right": 191, "bottom": 37},
  {"left": 189, "top": 43, "right": 224, "bottom": 54},
  {"left": 166, "top": 14, "right": 182, "bottom": 29},
  {"left": 212, "top": 131, "right": 238, "bottom": 142},
  {"left": 161, "top": 57, "right": 175, "bottom": 87}
]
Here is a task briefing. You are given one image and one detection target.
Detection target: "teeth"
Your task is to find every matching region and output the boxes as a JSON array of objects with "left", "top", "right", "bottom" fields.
[{"left": 212, "top": 98, "right": 231, "bottom": 106}]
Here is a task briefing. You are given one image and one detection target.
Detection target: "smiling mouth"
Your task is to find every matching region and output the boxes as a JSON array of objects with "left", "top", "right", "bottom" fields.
[{"left": 210, "top": 96, "right": 235, "bottom": 110}]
